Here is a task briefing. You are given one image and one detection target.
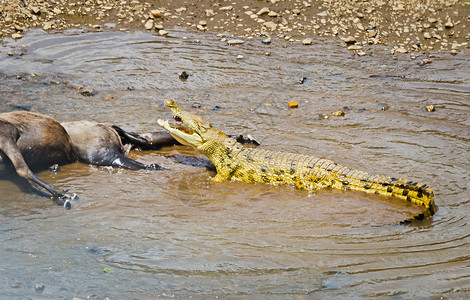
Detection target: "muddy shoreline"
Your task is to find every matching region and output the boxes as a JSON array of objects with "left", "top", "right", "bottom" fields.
[{"left": 1, "top": 0, "right": 469, "bottom": 55}]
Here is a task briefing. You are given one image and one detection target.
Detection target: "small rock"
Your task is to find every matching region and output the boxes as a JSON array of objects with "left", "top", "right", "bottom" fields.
[
  {"left": 43, "top": 21, "right": 53, "bottom": 30},
  {"left": 236, "top": 55, "right": 244, "bottom": 59},
  {"left": 53, "top": 8, "right": 62, "bottom": 14},
  {"left": 13, "top": 24, "right": 23, "bottom": 31},
  {"left": 444, "top": 21, "right": 454, "bottom": 28},
  {"left": 302, "top": 38, "right": 312, "bottom": 45},
  {"left": 144, "top": 20, "right": 154, "bottom": 30},
  {"left": 395, "top": 47, "right": 408, "bottom": 54},
  {"left": 378, "top": 103, "right": 389, "bottom": 111},
  {"left": 292, "top": 9, "right": 301, "bottom": 15},
  {"left": 175, "top": 7, "right": 187, "bottom": 13},
  {"left": 298, "top": 77, "right": 307, "bottom": 84},
  {"left": 227, "top": 39, "right": 244, "bottom": 45},
  {"left": 81, "top": 89, "right": 95, "bottom": 96},
  {"left": 219, "top": 6, "right": 233, "bottom": 11},
  {"left": 426, "top": 105, "right": 435, "bottom": 112},
  {"left": 7, "top": 52, "right": 14, "bottom": 56},
  {"left": 262, "top": 37, "right": 272, "bottom": 44},
  {"left": 347, "top": 45, "right": 363, "bottom": 50},
  {"left": 205, "top": 9, "right": 215, "bottom": 17},
  {"left": 150, "top": 9, "right": 161, "bottom": 17},
  {"left": 418, "top": 58, "right": 432, "bottom": 66},
  {"left": 257, "top": 7, "right": 270, "bottom": 16},
  {"left": 368, "top": 30, "right": 377, "bottom": 38},
  {"left": 288, "top": 101, "right": 298, "bottom": 108},
  {"left": 31, "top": 6, "right": 41, "bottom": 14},
  {"left": 197, "top": 25, "right": 206, "bottom": 31},
  {"left": 199, "top": 20, "right": 207, "bottom": 26},
  {"left": 342, "top": 36, "right": 356, "bottom": 44},
  {"left": 155, "top": 24, "right": 164, "bottom": 30},
  {"left": 357, "top": 50, "right": 367, "bottom": 56},
  {"left": 268, "top": 11, "right": 279, "bottom": 17},
  {"left": 35, "top": 284, "right": 45, "bottom": 292},
  {"left": 192, "top": 102, "right": 201, "bottom": 108},
  {"left": 428, "top": 17, "right": 438, "bottom": 23},
  {"left": 264, "top": 21, "right": 277, "bottom": 31},
  {"left": 158, "top": 30, "right": 168, "bottom": 35},
  {"left": 423, "top": 32, "right": 432, "bottom": 39},
  {"left": 11, "top": 33, "right": 23, "bottom": 39}
]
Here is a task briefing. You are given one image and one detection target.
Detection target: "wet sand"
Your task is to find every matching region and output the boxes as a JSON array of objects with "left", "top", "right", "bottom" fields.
[{"left": 1, "top": 0, "right": 469, "bottom": 54}]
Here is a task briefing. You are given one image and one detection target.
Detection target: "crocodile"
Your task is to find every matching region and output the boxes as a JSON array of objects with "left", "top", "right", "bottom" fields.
[{"left": 158, "top": 99, "right": 437, "bottom": 223}]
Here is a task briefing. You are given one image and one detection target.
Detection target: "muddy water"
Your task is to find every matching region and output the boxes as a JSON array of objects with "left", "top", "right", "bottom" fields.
[{"left": 0, "top": 28, "right": 469, "bottom": 298}]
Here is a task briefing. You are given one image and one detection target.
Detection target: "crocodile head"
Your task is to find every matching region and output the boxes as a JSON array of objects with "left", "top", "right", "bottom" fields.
[{"left": 157, "top": 99, "right": 232, "bottom": 156}]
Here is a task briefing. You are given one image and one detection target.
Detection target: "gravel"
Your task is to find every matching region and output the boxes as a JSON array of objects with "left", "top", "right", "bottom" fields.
[{"left": 1, "top": 0, "right": 469, "bottom": 53}]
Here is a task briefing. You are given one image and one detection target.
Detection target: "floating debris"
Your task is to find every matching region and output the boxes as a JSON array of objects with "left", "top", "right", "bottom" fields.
[
  {"left": 333, "top": 110, "right": 345, "bottom": 117},
  {"left": 288, "top": 101, "right": 298, "bottom": 108},
  {"left": 179, "top": 71, "right": 189, "bottom": 80}
]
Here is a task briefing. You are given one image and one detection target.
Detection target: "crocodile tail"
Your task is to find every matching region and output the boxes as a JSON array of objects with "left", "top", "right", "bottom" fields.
[{"left": 332, "top": 168, "right": 437, "bottom": 222}]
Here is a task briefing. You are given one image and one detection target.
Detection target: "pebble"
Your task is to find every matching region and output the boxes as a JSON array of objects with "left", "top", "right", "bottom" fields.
[
  {"left": 302, "top": 38, "right": 312, "bottom": 45},
  {"left": 342, "top": 36, "right": 357, "bottom": 44},
  {"left": 35, "top": 284, "right": 45, "bottom": 292},
  {"left": 205, "top": 9, "right": 215, "bottom": 17},
  {"left": 227, "top": 39, "right": 244, "bottom": 45},
  {"left": 264, "top": 21, "right": 277, "bottom": 31},
  {"left": 268, "top": 11, "right": 279, "bottom": 17},
  {"left": 423, "top": 32, "right": 432, "bottom": 39},
  {"left": 158, "top": 30, "right": 168, "bottom": 35},
  {"left": 144, "top": 20, "right": 154, "bottom": 30},
  {"left": 257, "top": 7, "right": 270, "bottom": 16},
  {"left": 418, "top": 58, "right": 432, "bottom": 66},
  {"left": 11, "top": 33, "right": 23, "bottom": 39},
  {"left": 150, "top": 9, "right": 162, "bottom": 17},
  {"left": 444, "top": 21, "right": 454, "bottom": 28},
  {"left": 347, "top": 45, "right": 362, "bottom": 50},
  {"left": 236, "top": 55, "right": 244, "bottom": 59},
  {"left": 426, "top": 105, "right": 436, "bottom": 112},
  {"left": 262, "top": 37, "right": 272, "bottom": 44},
  {"left": 378, "top": 103, "right": 389, "bottom": 111},
  {"left": 395, "top": 47, "right": 408, "bottom": 54},
  {"left": 80, "top": 88, "right": 94, "bottom": 96}
]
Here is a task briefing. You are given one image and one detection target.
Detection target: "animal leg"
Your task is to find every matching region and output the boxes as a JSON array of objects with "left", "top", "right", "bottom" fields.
[
  {"left": 0, "top": 137, "right": 76, "bottom": 207},
  {"left": 107, "top": 153, "right": 166, "bottom": 170}
]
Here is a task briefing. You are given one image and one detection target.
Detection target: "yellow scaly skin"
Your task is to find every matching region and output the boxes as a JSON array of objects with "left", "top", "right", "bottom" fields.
[{"left": 158, "top": 99, "right": 437, "bottom": 223}]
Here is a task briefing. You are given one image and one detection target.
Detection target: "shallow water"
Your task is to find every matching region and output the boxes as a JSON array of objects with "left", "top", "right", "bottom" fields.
[{"left": 0, "top": 28, "right": 469, "bottom": 298}]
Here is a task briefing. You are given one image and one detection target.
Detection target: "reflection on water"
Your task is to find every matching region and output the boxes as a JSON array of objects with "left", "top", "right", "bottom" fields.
[{"left": 0, "top": 28, "right": 469, "bottom": 298}]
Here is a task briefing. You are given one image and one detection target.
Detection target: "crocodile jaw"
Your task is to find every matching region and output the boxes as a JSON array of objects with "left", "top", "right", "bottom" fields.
[{"left": 157, "top": 119, "right": 203, "bottom": 147}]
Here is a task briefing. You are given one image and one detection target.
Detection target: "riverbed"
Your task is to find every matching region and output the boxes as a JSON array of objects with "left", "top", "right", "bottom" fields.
[{"left": 0, "top": 28, "right": 469, "bottom": 298}]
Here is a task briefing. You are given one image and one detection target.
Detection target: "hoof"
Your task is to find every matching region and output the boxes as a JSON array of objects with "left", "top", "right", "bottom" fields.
[
  {"left": 64, "top": 200, "right": 72, "bottom": 210},
  {"left": 147, "top": 163, "right": 167, "bottom": 171}
]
